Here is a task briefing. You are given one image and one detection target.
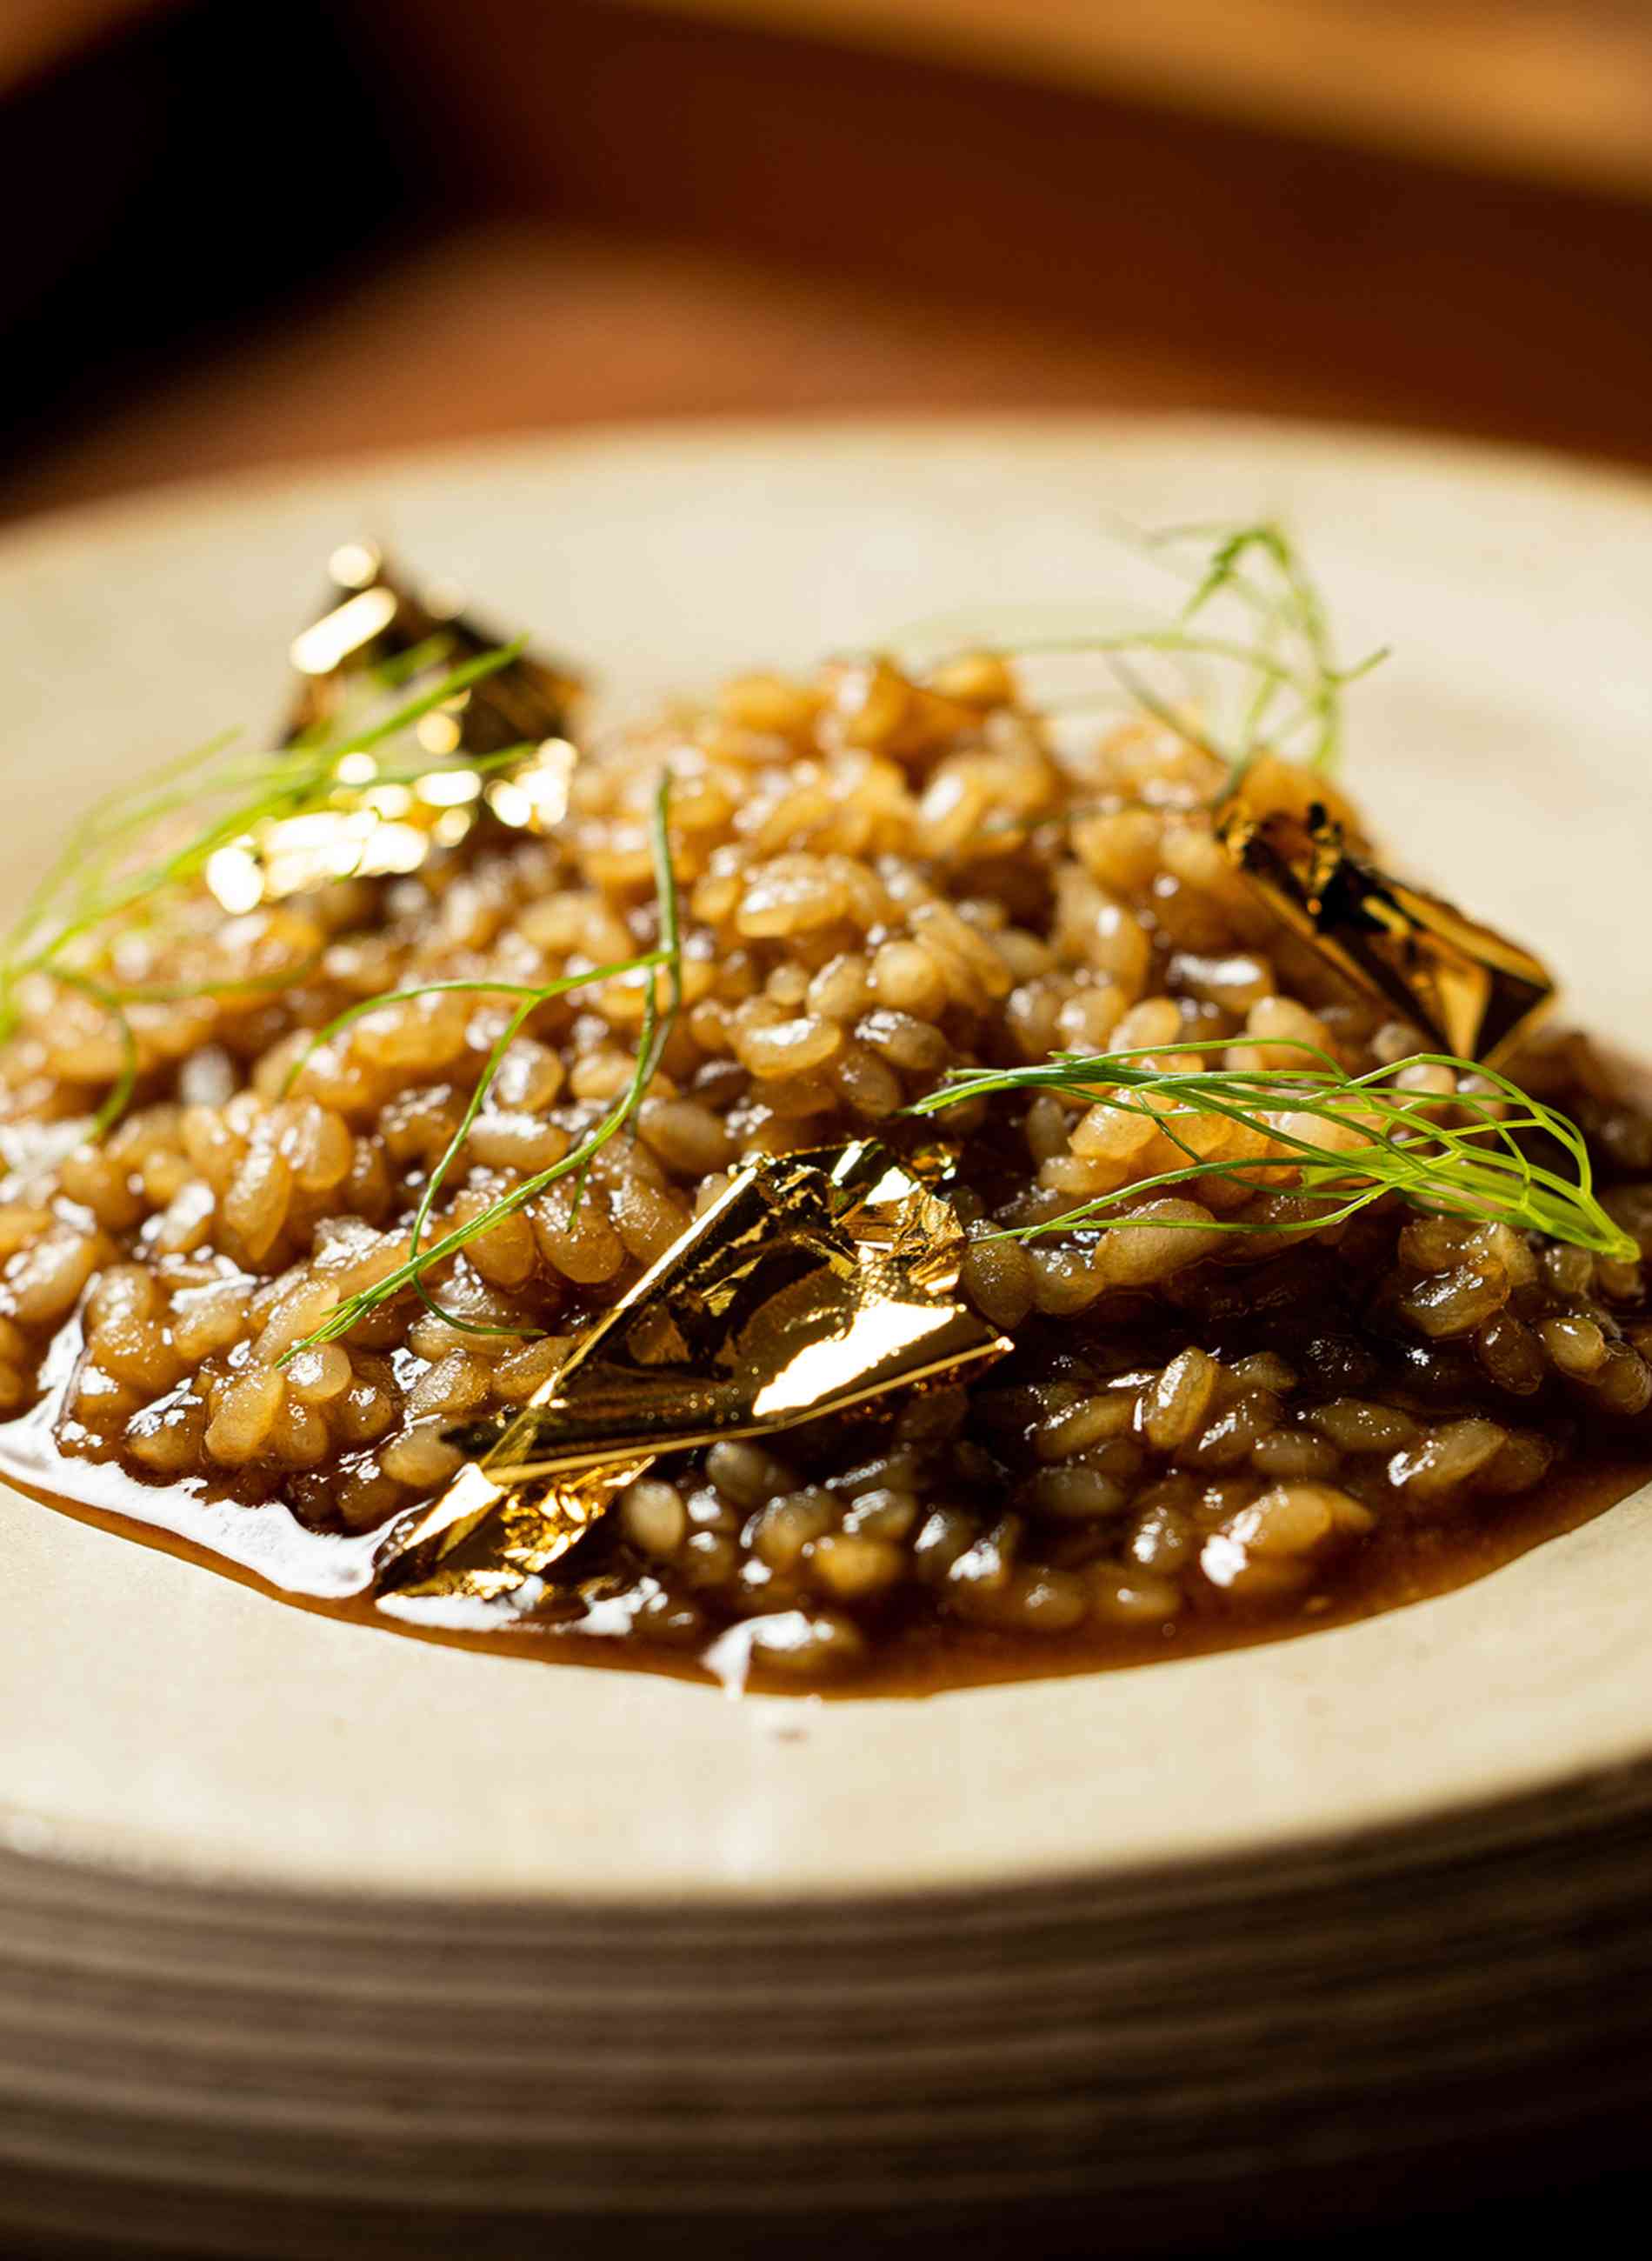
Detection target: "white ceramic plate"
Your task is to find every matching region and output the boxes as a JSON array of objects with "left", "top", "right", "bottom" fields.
[{"left": 3, "top": 414, "right": 1651, "bottom": 1917}]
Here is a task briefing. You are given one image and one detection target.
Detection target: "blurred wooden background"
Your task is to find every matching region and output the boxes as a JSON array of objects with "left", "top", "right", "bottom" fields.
[
  {"left": 3, "top": 0, "right": 1652, "bottom": 526},
  {"left": 637, "top": 0, "right": 1652, "bottom": 195}
]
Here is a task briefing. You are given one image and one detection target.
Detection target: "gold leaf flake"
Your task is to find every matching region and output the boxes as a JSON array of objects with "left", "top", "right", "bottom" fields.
[
  {"left": 1216, "top": 789, "right": 1553, "bottom": 1063},
  {"left": 375, "top": 1142, "right": 1008, "bottom": 1602}
]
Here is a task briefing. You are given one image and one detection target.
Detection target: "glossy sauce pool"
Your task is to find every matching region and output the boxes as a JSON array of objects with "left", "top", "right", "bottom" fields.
[{"left": 1, "top": 1377, "right": 1646, "bottom": 1696}]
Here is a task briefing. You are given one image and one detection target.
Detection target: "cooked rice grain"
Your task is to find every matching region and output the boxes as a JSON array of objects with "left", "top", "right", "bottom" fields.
[{"left": 1, "top": 649, "right": 1649, "bottom": 1678}]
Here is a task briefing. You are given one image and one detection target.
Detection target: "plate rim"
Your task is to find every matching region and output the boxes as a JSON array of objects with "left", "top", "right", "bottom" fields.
[
  {"left": 7, "top": 403, "right": 1652, "bottom": 577},
  {"left": 4, "top": 407, "right": 1652, "bottom": 1911}
]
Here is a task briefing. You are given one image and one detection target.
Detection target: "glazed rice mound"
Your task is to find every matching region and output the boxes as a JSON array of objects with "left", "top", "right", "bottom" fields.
[{"left": 2, "top": 650, "right": 1650, "bottom": 1677}]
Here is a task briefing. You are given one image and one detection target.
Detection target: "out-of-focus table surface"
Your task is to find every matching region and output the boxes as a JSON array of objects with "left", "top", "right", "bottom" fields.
[
  {"left": 4, "top": 0, "right": 1652, "bottom": 516},
  {"left": 636, "top": 0, "right": 1652, "bottom": 197}
]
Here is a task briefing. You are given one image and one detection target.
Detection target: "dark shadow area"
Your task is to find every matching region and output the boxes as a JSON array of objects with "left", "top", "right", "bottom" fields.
[{"left": 0, "top": 0, "right": 420, "bottom": 477}]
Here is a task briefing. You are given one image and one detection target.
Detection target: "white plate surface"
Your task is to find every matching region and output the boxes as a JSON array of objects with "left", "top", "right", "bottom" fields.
[{"left": 1, "top": 414, "right": 1649, "bottom": 1906}]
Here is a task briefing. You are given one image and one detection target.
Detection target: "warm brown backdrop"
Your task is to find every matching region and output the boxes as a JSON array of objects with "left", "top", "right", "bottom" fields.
[{"left": 3, "top": 0, "right": 1652, "bottom": 529}]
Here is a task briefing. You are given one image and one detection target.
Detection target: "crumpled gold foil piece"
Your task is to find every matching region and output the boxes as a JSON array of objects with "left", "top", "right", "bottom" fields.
[
  {"left": 376, "top": 1141, "right": 1009, "bottom": 1602},
  {"left": 283, "top": 541, "right": 581, "bottom": 756},
  {"left": 372, "top": 1457, "right": 654, "bottom": 1611},
  {"left": 1216, "top": 790, "right": 1554, "bottom": 1064},
  {"left": 204, "top": 545, "right": 583, "bottom": 914}
]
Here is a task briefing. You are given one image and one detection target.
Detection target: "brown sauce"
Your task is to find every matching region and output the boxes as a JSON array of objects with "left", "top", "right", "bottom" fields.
[{"left": 3, "top": 1371, "right": 1645, "bottom": 1697}]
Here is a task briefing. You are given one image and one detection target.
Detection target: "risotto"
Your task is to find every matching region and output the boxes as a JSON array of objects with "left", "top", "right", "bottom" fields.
[{"left": 1, "top": 544, "right": 1649, "bottom": 1692}]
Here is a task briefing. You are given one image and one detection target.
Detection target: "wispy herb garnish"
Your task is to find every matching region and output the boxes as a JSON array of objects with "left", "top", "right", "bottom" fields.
[
  {"left": 909, "top": 1038, "right": 1635, "bottom": 1261},
  {"left": 0, "top": 644, "right": 529, "bottom": 1130},
  {"left": 899, "top": 520, "right": 1388, "bottom": 793},
  {"left": 50, "top": 971, "right": 141, "bottom": 1138},
  {"left": 275, "top": 954, "right": 665, "bottom": 1346},
  {"left": 278, "top": 772, "right": 683, "bottom": 1363}
]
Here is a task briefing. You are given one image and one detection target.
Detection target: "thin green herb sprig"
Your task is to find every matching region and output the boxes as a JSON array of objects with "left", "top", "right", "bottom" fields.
[
  {"left": 277, "top": 773, "right": 683, "bottom": 1364},
  {"left": 909, "top": 1038, "right": 1636, "bottom": 1262},
  {"left": 53, "top": 957, "right": 319, "bottom": 1137},
  {"left": 274, "top": 952, "right": 667, "bottom": 1345},
  {"left": 0, "top": 644, "right": 530, "bottom": 1130},
  {"left": 899, "top": 520, "right": 1388, "bottom": 791}
]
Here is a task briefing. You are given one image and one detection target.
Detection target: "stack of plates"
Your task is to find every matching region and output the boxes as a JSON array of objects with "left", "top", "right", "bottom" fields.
[{"left": 3, "top": 420, "right": 1652, "bottom": 2255}]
